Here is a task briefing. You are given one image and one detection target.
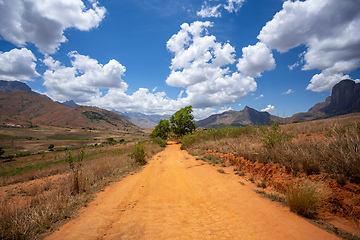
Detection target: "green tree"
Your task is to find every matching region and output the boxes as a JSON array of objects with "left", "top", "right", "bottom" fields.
[
  {"left": 170, "top": 105, "right": 197, "bottom": 137},
  {"left": 150, "top": 119, "right": 171, "bottom": 139}
]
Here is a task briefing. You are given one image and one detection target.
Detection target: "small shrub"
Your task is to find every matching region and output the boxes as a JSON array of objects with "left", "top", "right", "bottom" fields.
[
  {"left": 128, "top": 142, "right": 147, "bottom": 165},
  {"left": 260, "top": 122, "right": 294, "bottom": 148},
  {"left": 48, "top": 144, "right": 55, "bottom": 151},
  {"left": 152, "top": 137, "right": 167, "bottom": 147},
  {"left": 286, "top": 181, "right": 324, "bottom": 218},
  {"left": 217, "top": 169, "right": 225, "bottom": 174}
]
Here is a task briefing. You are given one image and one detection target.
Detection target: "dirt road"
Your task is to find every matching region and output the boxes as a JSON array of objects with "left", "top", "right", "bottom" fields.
[{"left": 47, "top": 142, "right": 338, "bottom": 239}]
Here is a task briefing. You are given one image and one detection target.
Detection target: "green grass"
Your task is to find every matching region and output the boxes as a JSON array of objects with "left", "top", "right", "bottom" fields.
[{"left": 0, "top": 158, "right": 67, "bottom": 177}]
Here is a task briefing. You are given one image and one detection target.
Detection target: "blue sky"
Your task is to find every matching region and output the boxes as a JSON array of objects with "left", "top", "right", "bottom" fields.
[{"left": 1, "top": 0, "right": 360, "bottom": 120}]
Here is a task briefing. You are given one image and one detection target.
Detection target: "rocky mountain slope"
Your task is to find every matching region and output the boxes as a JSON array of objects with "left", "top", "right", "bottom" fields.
[{"left": 291, "top": 80, "right": 360, "bottom": 122}]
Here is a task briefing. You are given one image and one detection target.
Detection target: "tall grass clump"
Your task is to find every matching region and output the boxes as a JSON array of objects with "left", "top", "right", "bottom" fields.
[
  {"left": 322, "top": 123, "right": 360, "bottom": 183},
  {"left": 286, "top": 181, "right": 324, "bottom": 218}
]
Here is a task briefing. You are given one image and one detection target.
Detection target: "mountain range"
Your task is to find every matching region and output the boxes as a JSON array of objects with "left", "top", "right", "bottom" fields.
[
  {"left": 197, "top": 79, "right": 360, "bottom": 128},
  {"left": 1, "top": 79, "right": 359, "bottom": 129}
]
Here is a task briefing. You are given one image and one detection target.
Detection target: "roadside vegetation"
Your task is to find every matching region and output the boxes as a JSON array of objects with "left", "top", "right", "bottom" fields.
[
  {"left": 0, "top": 139, "right": 162, "bottom": 239},
  {"left": 180, "top": 114, "right": 360, "bottom": 220}
]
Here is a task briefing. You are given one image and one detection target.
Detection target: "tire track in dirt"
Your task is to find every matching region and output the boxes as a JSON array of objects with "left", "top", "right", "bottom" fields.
[{"left": 46, "top": 142, "right": 338, "bottom": 239}]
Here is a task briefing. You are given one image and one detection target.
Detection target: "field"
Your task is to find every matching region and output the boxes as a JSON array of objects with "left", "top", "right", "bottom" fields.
[
  {"left": 0, "top": 125, "right": 148, "bottom": 156},
  {"left": 0, "top": 125, "right": 161, "bottom": 239}
]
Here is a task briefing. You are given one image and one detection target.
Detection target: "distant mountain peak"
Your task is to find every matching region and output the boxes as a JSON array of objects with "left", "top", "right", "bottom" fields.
[
  {"left": 58, "top": 100, "right": 79, "bottom": 108},
  {"left": 197, "top": 106, "right": 272, "bottom": 128}
]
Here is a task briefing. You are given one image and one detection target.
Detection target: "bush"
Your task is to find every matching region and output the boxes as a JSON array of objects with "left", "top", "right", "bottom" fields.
[
  {"left": 286, "top": 181, "right": 324, "bottom": 218},
  {"left": 128, "top": 142, "right": 147, "bottom": 165},
  {"left": 48, "top": 144, "right": 55, "bottom": 151},
  {"left": 152, "top": 137, "right": 167, "bottom": 147}
]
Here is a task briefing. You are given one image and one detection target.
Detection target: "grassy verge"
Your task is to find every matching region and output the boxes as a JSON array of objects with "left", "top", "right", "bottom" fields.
[
  {"left": 182, "top": 116, "right": 360, "bottom": 184},
  {"left": 0, "top": 141, "right": 163, "bottom": 239}
]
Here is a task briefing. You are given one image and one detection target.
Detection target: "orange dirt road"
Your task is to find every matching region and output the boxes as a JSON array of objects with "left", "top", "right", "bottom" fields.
[{"left": 47, "top": 142, "right": 338, "bottom": 240}]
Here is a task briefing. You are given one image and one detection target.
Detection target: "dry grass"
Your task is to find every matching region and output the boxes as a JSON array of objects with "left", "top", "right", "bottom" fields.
[
  {"left": 0, "top": 141, "right": 163, "bottom": 239},
  {"left": 286, "top": 181, "right": 325, "bottom": 218},
  {"left": 182, "top": 115, "right": 360, "bottom": 184}
]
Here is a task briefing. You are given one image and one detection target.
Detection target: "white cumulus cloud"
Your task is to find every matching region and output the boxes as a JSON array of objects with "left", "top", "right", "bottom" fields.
[
  {"left": 258, "top": 0, "right": 360, "bottom": 92},
  {"left": 43, "top": 51, "right": 127, "bottom": 102},
  {"left": 89, "top": 88, "right": 184, "bottom": 115},
  {"left": 237, "top": 42, "right": 276, "bottom": 78},
  {"left": 261, "top": 105, "right": 276, "bottom": 115},
  {"left": 41, "top": 52, "right": 187, "bottom": 115},
  {"left": 306, "top": 72, "right": 352, "bottom": 92},
  {"left": 0, "top": 0, "right": 106, "bottom": 54},
  {"left": 166, "top": 21, "right": 257, "bottom": 108},
  {"left": 0, "top": 48, "right": 39, "bottom": 81}
]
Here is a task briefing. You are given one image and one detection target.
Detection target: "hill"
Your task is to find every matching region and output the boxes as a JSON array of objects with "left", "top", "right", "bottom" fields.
[
  {"left": 197, "top": 106, "right": 272, "bottom": 128},
  {"left": 0, "top": 91, "right": 140, "bottom": 131}
]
